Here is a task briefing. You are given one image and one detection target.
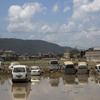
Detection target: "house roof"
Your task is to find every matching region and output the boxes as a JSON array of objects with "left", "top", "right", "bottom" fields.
[{"left": 86, "top": 46, "right": 100, "bottom": 51}]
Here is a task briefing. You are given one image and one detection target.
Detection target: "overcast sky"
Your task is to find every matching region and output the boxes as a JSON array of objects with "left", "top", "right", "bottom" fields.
[{"left": 0, "top": 0, "right": 100, "bottom": 49}]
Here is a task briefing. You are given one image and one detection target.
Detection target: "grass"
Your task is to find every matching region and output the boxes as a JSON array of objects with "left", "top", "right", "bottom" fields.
[
  {"left": 4, "top": 59, "right": 97, "bottom": 70},
  {"left": 3, "top": 57, "right": 99, "bottom": 75},
  {"left": 4, "top": 60, "right": 50, "bottom": 72}
]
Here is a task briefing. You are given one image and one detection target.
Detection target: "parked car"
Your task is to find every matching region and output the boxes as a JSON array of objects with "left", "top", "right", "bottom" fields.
[
  {"left": 12, "top": 65, "right": 31, "bottom": 83},
  {"left": 30, "top": 66, "right": 41, "bottom": 76},
  {"left": 62, "top": 61, "right": 76, "bottom": 74},
  {"left": 0, "top": 61, "right": 4, "bottom": 71},
  {"left": 77, "top": 62, "right": 89, "bottom": 74},
  {"left": 49, "top": 60, "right": 59, "bottom": 70},
  {"left": 95, "top": 64, "right": 100, "bottom": 74},
  {"left": 8, "top": 62, "right": 20, "bottom": 71}
]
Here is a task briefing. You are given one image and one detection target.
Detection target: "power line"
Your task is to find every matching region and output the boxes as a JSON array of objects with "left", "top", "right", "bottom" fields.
[{"left": 0, "top": 29, "right": 100, "bottom": 34}]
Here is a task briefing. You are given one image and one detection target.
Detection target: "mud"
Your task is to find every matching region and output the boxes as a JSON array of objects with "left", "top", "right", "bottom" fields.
[{"left": 0, "top": 73, "right": 100, "bottom": 100}]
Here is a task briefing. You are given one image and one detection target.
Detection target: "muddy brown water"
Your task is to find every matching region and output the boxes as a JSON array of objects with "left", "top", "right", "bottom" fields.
[{"left": 0, "top": 73, "right": 100, "bottom": 100}]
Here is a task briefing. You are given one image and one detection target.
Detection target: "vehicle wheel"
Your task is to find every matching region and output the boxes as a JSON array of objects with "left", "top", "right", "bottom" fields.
[
  {"left": 88, "top": 70, "right": 89, "bottom": 74},
  {"left": 12, "top": 80, "right": 15, "bottom": 83},
  {"left": 29, "top": 79, "right": 31, "bottom": 82}
]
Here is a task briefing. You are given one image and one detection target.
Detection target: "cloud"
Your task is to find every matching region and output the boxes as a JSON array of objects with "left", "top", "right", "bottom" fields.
[
  {"left": 29, "top": 35, "right": 34, "bottom": 39},
  {"left": 63, "top": 6, "right": 71, "bottom": 12},
  {"left": 6, "top": 0, "right": 100, "bottom": 48},
  {"left": 59, "top": 22, "right": 75, "bottom": 33},
  {"left": 65, "top": 0, "right": 100, "bottom": 33},
  {"left": 52, "top": 4, "right": 59, "bottom": 13},
  {"left": 7, "top": 22, "right": 35, "bottom": 33},
  {"left": 40, "top": 23, "right": 59, "bottom": 34},
  {"left": 42, "top": 0, "right": 100, "bottom": 48},
  {"left": 81, "top": 0, "right": 100, "bottom": 12},
  {"left": 43, "top": 34, "right": 56, "bottom": 42},
  {"left": 40, "top": 25, "right": 51, "bottom": 33},
  {"left": 7, "top": 2, "right": 46, "bottom": 33},
  {"left": 60, "top": 0, "right": 100, "bottom": 47}
]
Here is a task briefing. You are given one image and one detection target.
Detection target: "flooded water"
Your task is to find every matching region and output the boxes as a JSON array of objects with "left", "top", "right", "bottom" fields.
[{"left": 0, "top": 73, "right": 100, "bottom": 100}]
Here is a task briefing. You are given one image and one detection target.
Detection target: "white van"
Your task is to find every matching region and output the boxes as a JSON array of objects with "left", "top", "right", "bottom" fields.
[
  {"left": 12, "top": 65, "right": 31, "bottom": 83},
  {"left": 0, "top": 61, "right": 4, "bottom": 71},
  {"left": 62, "top": 61, "right": 76, "bottom": 74},
  {"left": 49, "top": 60, "right": 59, "bottom": 70}
]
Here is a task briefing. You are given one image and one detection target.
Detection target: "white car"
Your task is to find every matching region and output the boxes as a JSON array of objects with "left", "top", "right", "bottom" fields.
[
  {"left": 95, "top": 64, "right": 100, "bottom": 74},
  {"left": 12, "top": 65, "right": 31, "bottom": 83},
  {"left": 49, "top": 60, "right": 59, "bottom": 70},
  {"left": 30, "top": 66, "right": 41, "bottom": 76},
  {"left": 8, "top": 62, "right": 20, "bottom": 71}
]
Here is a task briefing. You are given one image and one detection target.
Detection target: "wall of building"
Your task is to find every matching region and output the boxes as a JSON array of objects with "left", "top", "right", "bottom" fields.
[{"left": 85, "top": 51, "right": 100, "bottom": 62}]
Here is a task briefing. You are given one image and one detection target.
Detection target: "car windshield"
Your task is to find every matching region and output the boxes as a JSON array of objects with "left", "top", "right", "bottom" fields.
[
  {"left": 13, "top": 67, "right": 25, "bottom": 72},
  {"left": 51, "top": 61, "right": 58, "bottom": 64},
  {"left": 31, "top": 68, "right": 39, "bottom": 70},
  {"left": 65, "top": 65, "right": 74, "bottom": 68},
  {"left": 78, "top": 66, "right": 87, "bottom": 69}
]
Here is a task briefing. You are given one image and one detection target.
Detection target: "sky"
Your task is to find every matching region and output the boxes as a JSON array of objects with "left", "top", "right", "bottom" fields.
[{"left": 0, "top": 0, "right": 100, "bottom": 49}]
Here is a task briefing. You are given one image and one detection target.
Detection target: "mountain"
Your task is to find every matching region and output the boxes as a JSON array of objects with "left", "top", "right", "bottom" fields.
[{"left": 0, "top": 38, "right": 72, "bottom": 54}]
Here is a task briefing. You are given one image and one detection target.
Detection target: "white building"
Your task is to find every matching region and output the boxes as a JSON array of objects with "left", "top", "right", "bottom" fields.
[{"left": 85, "top": 47, "right": 100, "bottom": 62}]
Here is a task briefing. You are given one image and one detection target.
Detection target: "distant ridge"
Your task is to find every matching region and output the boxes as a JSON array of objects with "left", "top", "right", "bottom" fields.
[{"left": 0, "top": 38, "right": 72, "bottom": 54}]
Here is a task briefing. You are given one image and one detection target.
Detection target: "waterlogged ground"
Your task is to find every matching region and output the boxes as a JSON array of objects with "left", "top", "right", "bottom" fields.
[{"left": 0, "top": 73, "right": 100, "bottom": 100}]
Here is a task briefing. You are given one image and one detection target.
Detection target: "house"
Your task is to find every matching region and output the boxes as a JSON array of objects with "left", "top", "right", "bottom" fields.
[
  {"left": 63, "top": 51, "right": 70, "bottom": 59},
  {"left": 0, "top": 50, "right": 18, "bottom": 61},
  {"left": 85, "top": 47, "right": 100, "bottom": 62},
  {"left": 18, "top": 54, "right": 42, "bottom": 61}
]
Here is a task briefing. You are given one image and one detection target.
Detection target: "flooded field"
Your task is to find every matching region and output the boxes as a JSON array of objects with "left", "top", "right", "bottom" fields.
[{"left": 0, "top": 73, "right": 100, "bottom": 100}]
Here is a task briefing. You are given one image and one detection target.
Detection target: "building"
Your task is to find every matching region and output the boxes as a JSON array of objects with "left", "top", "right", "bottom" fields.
[
  {"left": 85, "top": 47, "right": 100, "bottom": 62},
  {"left": 0, "top": 50, "right": 18, "bottom": 61},
  {"left": 63, "top": 51, "right": 70, "bottom": 59},
  {"left": 18, "top": 54, "right": 42, "bottom": 61}
]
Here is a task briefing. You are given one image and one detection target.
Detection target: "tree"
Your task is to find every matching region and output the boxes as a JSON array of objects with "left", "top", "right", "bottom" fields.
[{"left": 69, "top": 49, "right": 80, "bottom": 58}]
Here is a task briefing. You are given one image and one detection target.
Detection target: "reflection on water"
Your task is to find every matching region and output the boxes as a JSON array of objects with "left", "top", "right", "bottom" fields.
[
  {"left": 49, "top": 74, "right": 59, "bottom": 87},
  {"left": 0, "top": 75, "right": 5, "bottom": 86},
  {"left": 95, "top": 74, "right": 100, "bottom": 85},
  {"left": 63, "top": 75, "right": 76, "bottom": 86},
  {"left": 0, "top": 74, "right": 100, "bottom": 100},
  {"left": 77, "top": 75, "right": 88, "bottom": 86},
  {"left": 12, "top": 83, "right": 31, "bottom": 100},
  {"left": 31, "top": 76, "right": 41, "bottom": 85}
]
